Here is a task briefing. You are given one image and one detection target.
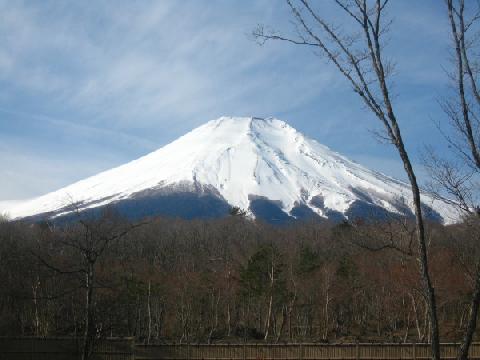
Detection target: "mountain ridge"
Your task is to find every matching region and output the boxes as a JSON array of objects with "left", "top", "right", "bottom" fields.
[{"left": 0, "top": 116, "right": 460, "bottom": 224}]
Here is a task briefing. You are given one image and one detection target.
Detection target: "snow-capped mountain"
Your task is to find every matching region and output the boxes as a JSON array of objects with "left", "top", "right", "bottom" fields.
[{"left": 1, "top": 116, "right": 460, "bottom": 224}]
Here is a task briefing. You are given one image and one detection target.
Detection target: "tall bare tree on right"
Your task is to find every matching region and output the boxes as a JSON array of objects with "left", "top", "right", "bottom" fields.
[
  {"left": 253, "top": 1, "right": 441, "bottom": 358},
  {"left": 424, "top": 1, "right": 480, "bottom": 359}
]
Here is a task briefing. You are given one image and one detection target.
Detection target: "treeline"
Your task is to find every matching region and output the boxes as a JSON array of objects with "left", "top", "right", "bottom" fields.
[{"left": 0, "top": 211, "right": 478, "bottom": 344}]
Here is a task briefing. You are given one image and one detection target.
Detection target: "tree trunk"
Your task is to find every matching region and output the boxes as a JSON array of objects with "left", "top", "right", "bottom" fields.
[
  {"left": 275, "top": 304, "right": 287, "bottom": 343},
  {"left": 32, "top": 276, "right": 40, "bottom": 336},
  {"left": 323, "top": 288, "right": 330, "bottom": 341},
  {"left": 264, "top": 260, "right": 275, "bottom": 340},
  {"left": 457, "top": 267, "right": 480, "bottom": 360},
  {"left": 227, "top": 302, "right": 232, "bottom": 337},
  {"left": 390, "top": 119, "right": 441, "bottom": 360},
  {"left": 264, "top": 291, "right": 273, "bottom": 340},
  {"left": 410, "top": 292, "right": 423, "bottom": 341},
  {"left": 147, "top": 280, "right": 152, "bottom": 345},
  {"left": 82, "top": 261, "right": 95, "bottom": 360}
]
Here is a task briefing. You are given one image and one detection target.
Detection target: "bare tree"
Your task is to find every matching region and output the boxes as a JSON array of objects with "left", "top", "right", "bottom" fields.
[
  {"left": 423, "top": 1, "right": 480, "bottom": 359},
  {"left": 35, "top": 209, "right": 145, "bottom": 360},
  {"left": 253, "top": 1, "right": 441, "bottom": 358}
]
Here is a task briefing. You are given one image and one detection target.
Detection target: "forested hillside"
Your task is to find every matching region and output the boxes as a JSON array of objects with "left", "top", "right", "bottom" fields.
[{"left": 0, "top": 211, "right": 478, "bottom": 344}]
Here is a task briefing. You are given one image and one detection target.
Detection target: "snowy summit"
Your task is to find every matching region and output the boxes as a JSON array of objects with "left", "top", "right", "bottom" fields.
[{"left": 1, "top": 116, "right": 460, "bottom": 224}]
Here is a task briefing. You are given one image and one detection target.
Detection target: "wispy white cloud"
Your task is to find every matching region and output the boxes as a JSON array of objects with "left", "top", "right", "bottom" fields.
[
  {"left": 0, "top": 0, "right": 332, "bottom": 129},
  {"left": 0, "top": 141, "right": 118, "bottom": 200},
  {"left": 0, "top": 107, "right": 157, "bottom": 151},
  {"left": 0, "top": 0, "right": 456, "bottom": 199}
]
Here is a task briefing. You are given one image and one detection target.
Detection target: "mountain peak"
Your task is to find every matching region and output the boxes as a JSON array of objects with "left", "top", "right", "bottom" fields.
[
  {"left": 1, "top": 116, "right": 460, "bottom": 224},
  {"left": 206, "top": 116, "right": 287, "bottom": 131}
]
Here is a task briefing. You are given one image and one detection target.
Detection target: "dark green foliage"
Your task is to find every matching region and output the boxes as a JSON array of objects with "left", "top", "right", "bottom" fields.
[
  {"left": 336, "top": 256, "right": 358, "bottom": 280},
  {"left": 240, "top": 244, "right": 279, "bottom": 297},
  {"left": 296, "top": 245, "right": 320, "bottom": 275}
]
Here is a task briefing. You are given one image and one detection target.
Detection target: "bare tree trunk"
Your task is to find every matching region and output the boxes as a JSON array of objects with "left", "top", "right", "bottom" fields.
[
  {"left": 388, "top": 110, "right": 441, "bottom": 360},
  {"left": 457, "top": 267, "right": 480, "bottom": 360},
  {"left": 227, "top": 302, "right": 232, "bottom": 337},
  {"left": 287, "top": 264, "right": 297, "bottom": 342},
  {"left": 32, "top": 276, "right": 40, "bottom": 336},
  {"left": 275, "top": 304, "right": 287, "bottom": 343},
  {"left": 264, "top": 291, "right": 273, "bottom": 340},
  {"left": 264, "top": 260, "right": 275, "bottom": 340},
  {"left": 208, "top": 290, "right": 220, "bottom": 344},
  {"left": 410, "top": 292, "right": 423, "bottom": 341},
  {"left": 82, "top": 261, "right": 95, "bottom": 360},
  {"left": 147, "top": 280, "right": 152, "bottom": 345},
  {"left": 404, "top": 310, "right": 411, "bottom": 343},
  {"left": 445, "top": 2, "right": 480, "bottom": 358},
  {"left": 323, "top": 289, "right": 330, "bottom": 341}
]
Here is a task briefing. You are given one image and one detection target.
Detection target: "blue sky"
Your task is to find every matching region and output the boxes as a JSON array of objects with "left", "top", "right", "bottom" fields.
[{"left": 0, "top": 0, "right": 454, "bottom": 200}]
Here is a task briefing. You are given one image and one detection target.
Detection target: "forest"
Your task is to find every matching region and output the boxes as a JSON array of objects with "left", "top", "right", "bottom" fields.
[{"left": 0, "top": 210, "right": 478, "bottom": 345}]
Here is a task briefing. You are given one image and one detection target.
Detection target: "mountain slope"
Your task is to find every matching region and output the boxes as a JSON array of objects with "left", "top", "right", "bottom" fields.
[{"left": 1, "top": 116, "right": 460, "bottom": 224}]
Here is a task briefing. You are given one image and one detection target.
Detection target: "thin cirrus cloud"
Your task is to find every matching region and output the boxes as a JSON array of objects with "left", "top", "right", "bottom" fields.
[
  {"left": 0, "top": 0, "right": 456, "bottom": 200},
  {"left": 1, "top": 1, "right": 337, "bottom": 123}
]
